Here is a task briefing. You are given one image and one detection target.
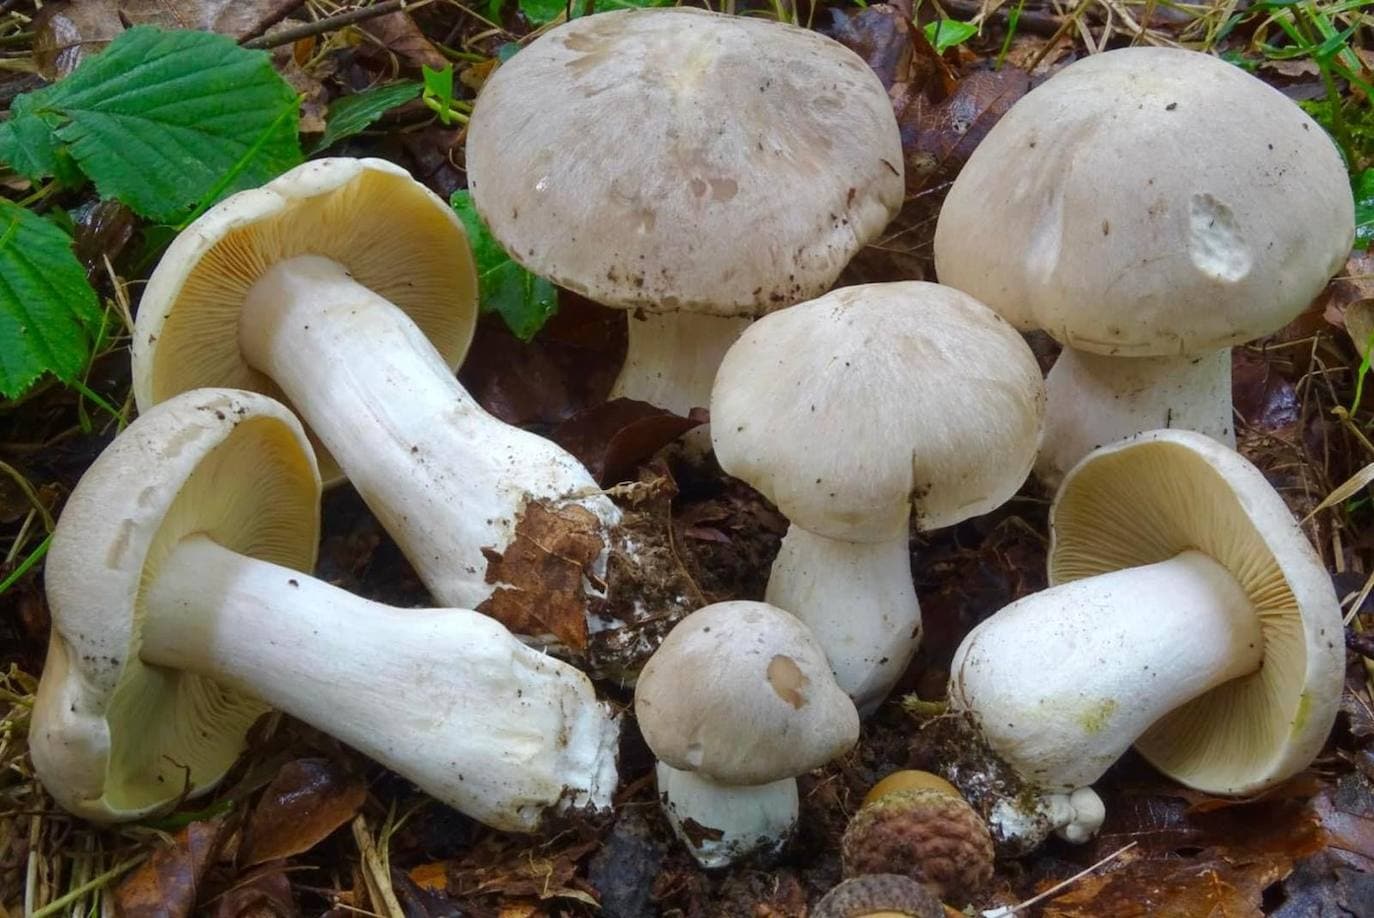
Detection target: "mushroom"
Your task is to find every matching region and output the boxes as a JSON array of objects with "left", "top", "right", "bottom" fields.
[
  {"left": 131, "top": 158, "right": 677, "bottom": 669},
  {"left": 812, "top": 875, "right": 945, "bottom": 918},
  {"left": 948, "top": 429, "right": 1344, "bottom": 847},
  {"left": 933, "top": 46, "right": 1355, "bottom": 486},
  {"left": 634, "top": 601, "right": 859, "bottom": 867},
  {"left": 30, "top": 388, "right": 619, "bottom": 830},
  {"left": 466, "top": 7, "right": 904, "bottom": 416},
  {"left": 842, "top": 771, "right": 994, "bottom": 905},
  {"left": 711, "top": 282, "right": 1045, "bottom": 714}
]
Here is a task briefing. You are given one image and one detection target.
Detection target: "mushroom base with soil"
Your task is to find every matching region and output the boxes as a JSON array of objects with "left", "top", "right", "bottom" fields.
[
  {"left": 610, "top": 311, "right": 752, "bottom": 417},
  {"left": 655, "top": 763, "right": 798, "bottom": 869},
  {"left": 949, "top": 550, "right": 1262, "bottom": 842},
  {"left": 1036, "top": 345, "right": 1234, "bottom": 488},
  {"left": 142, "top": 535, "right": 620, "bottom": 832},
  {"left": 766, "top": 526, "right": 920, "bottom": 717}
]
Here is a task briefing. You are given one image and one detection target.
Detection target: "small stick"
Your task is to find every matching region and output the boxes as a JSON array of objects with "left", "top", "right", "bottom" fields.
[
  {"left": 242, "top": 0, "right": 436, "bottom": 50},
  {"left": 982, "top": 841, "right": 1138, "bottom": 917}
]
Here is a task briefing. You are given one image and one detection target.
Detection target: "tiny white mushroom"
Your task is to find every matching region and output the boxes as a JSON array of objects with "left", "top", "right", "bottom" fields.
[
  {"left": 948, "top": 430, "right": 1344, "bottom": 848},
  {"left": 30, "top": 389, "right": 619, "bottom": 830},
  {"left": 934, "top": 47, "right": 1355, "bottom": 485},
  {"left": 467, "top": 8, "right": 904, "bottom": 416},
  {"left": 711, "top": 282, "right": 1045, "bottom": 714},
  {"left": 634, "top": 601, "right": 859, "bottom": 867}
]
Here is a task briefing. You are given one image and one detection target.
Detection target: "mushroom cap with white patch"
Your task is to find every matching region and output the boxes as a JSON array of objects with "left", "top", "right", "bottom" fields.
[
  {"left": 711, "top": 282, "right": 1045, "bottom": 540},
  {"left": 1050, "top": 429, "right": 1343, "bottom": 793},
  {"left": 466, "top": 8, "right": 904, "bottom": 317},
  {"left": 634, "top": 601, "right": 859, "bottom": 786},
  {"left": 132, "top": 158, "right": 478, "bottom": 484},
  {"left": 30, "top": 389, "right": 320, "bottom": 822},
  {"left": 933, "top": 47, "right": 1353, "bottom": 356}
]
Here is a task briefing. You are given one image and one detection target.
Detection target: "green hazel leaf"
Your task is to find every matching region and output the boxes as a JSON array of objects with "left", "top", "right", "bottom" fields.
[
  {"left": 450, "top": 189, "right": 558, "bottom": 341},
  {"left": 28, "top": 26, "right": 302, "bottom": 223},
  {"left": 314, "top": 81, "right": 421, "bottom": 153},
  {"left": 422, "top": 63, "right": 455, "bottom": 104},
  {"left": 923, "top": 18, "right": 979, "bottom": 53},
  {"left": 1353, "top": 169, "right": 1374, "bottom": 249},
  {"left": 0, "top": 93, "right": 65, "bottom": 183},
  {"left": 0, "top": 200, "right": 102, "bottom": 398}
]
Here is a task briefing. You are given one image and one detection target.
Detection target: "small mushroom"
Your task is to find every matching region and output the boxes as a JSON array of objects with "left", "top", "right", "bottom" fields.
[
  {"left": 30, "top": 389, "right": 619, "bottom": 830},
  {"left": 812, "top": 875, "right": 945, "bottom": 918},
  {"left": 934, "top": 47, "right": 1355, "bottom": 486},
  {"left": 634, "top": 601, "right": 859, "bottom": 867},
  {"left": 842, "top": 771, "right": 994, "bottom": 905},
  {"left": 467, "top": 8, "right": 904, "bottom": 416},
  {"left": 711, "top": 282, "right": 1045, "bottom": 713},
  {"left": 131, "top": 158, "right": 665, "bottom": 666},
  {"left": 948, "top": 430, "right": 1344, "bottom": 847}
]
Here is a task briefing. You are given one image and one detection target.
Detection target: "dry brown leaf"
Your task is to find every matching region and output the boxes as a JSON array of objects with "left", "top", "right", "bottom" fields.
[
  {"left": 358, "top": 12, "right": 449, "bottom": 72},
  {"left": 408, "top": 862, "right": 450, "bottom": 893},
  {"left": 114, "top": 818, "right": 226, "bottom": 918},
  {"left": 32, "top": 1, "right": 123, "bottom": 81},
  {"left": 119, "top": 0, "right": 299, "bottom": 39},
  {"left": 240, "top": 758, "right": 366, "bottom": 867},
  {"left": 899, "top": 68, "right": 1030, "bottom": 193},
  {"left": 550, "top": 399, "right": 701, "bottom": 486},
  {"left": 1039, "top": 848, "right": 1277, "bottom": 917},
  {"left": 478, "top": 501, "right": 605, "bottom": 649},
  {"left": 208, "top": 865, "right": 299, "bottom": 918}
]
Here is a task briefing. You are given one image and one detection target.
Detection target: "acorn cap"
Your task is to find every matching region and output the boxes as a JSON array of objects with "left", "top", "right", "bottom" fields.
[
  {"left": 711, "top": 282, "right": 1044, "bottom": 540},
  {"left": 132, "top": 157, "right": 478, "bottom": 483},
  {"left": 634, "top": 601, "right": 859, "bottom": 785},
  {"left": 812, "top": 875, "right": 945, "bottom": 918},
  {"left": 842, "top": 788, "right": 994, "bottom": 905},
  {"left": 1051, "top": 429, "right": 1344, "bottom": 793},
  {"left": 467, "top": 8, "right": 904, "bottom": 317},
  {"left": 934, "top": 47, "right": 1353, "bottom": 356},
  {"left": 30, "top": 389, "right": 320, "bottom": 822}
]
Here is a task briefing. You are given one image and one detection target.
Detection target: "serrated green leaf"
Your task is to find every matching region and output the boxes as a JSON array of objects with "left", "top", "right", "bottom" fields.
[
  {"left": 8, "top": 27, "right": 302, "bottom": 223},
  {"left": 450, "top": 189, "right": 558, "bottom": 341},
  {"left": 314, "top": 82, "right": 421, "bottom": 153},
  {"left": 0, "top": 201, "right": 101, "bottom": 398},
  {"left": 0, "top": 94, "right": 64, "bottom": 183},
  {"left": 923, "top": 18, "right": 979, "bottom": 53}
]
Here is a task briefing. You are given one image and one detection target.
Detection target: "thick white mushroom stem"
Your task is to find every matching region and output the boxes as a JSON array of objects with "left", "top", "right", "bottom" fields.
[
  {"left": 1036, "top": 348, "right": 1235, "bottom": 487},
  {"left": 655, "top": 763, "right": 798, "bottom": 869},
  {"left": 238, "top": 255, "right": 618, "bottom": 610},
  {"left": 140, "top": 536, "right": 620, "bottom": 833},
  {"left": 765, "top": 526, "right": 920, "bottom": 717},
  {"left": 949, "top": 550, "right": 1263, "bottom": 841},
  {"left": 611, "top": 312, "right": 752, "bottom": 416}
]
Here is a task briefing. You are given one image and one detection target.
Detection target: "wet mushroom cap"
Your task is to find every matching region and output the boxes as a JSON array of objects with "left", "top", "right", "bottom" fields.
[
  {"left": 132, "top": 157, "right": 478, "bottom": 482},
  {"left": 30, "top": 389, "right": 320, "bottom": 822},
  {"left": 1050, "top": 429, "right": 1344, "bottom": 793},
  {"left": 711, "top": 282, "right": 1045, "bottom": 538},
  {"left": 934, "top": 47, "right": 1353, "bottom": 355},
  {"left": 634, "top": 601, "right": 859, "bottom": 785},
  {"left": 467, "top": 7, "right": 904, "bottom": 316}
]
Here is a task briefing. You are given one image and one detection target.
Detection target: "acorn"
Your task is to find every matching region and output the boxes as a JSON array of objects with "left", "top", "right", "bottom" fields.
[
  {"left": 842, "top": 771, "right": 995, "bottom": 905},
  {"left": 811, "top": 874, "right": 945, "bottom": 918}
]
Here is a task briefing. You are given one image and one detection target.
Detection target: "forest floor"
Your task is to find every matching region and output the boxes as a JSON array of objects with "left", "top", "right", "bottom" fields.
[{"left": 2, "top": 0, "right": 1374, "bottom": 915}]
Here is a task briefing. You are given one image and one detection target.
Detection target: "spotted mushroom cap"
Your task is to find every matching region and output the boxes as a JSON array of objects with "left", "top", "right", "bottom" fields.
[
  {"left": 934, "top": 47, "right": 1353, "bottom": 356},
  {"left": 467, "top": 7, "right": 904, "bottom": 317},
  {"left": 634, "top": 601, "right": 860, "bottom": 785},
  {"left": 30, "top": 389, "right": 320, "bottom": 822}
]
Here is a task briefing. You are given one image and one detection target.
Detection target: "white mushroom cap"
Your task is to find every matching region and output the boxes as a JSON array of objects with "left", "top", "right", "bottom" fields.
[
  {"left": 711, "top": 282, "right": 1045, "bottom": 540},
  {"left": 132, "top": 157, "right": 478, "bottom": 483},
  {"left": 466, "top": 8, "right": 904, "bottom": 317},
  {"left": 31, "top": 389, "right": 320, "bottom": 822},
  {"left": 934, "top": 47, "right": 1354, "bottom": 356},
  {"left": 634, "top": 601, "right": 859, "bottom": 785},
  {"left": 1050, "top": 430, "right": 1343, "bottom": 793}
]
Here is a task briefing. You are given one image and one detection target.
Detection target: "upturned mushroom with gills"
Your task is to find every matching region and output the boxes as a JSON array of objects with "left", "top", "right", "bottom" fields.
[
  {"left": 634, "top": 601, "right": 860, "bottom": 868},
  {"left": 711, "top": 282, "right": 1045, "bottom": 714},
  {"left": 131, "top": 157, "right": 694, "bottom": 672},
  {"left": 947, "top": 430, "right": 1344, "bottom": 849},
  {"left": 30, "top": 388, "right": 620, "bottom": 830},
  {"left": 467, "top": 7, "right": 904, "bottom": 417},
  {"left": 933, "top": 47, "right": 1355, "bottom": 486}
]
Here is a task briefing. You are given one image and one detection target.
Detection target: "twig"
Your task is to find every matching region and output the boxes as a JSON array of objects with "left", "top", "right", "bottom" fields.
[
  {"left": 242, "top": 0, "right": 436, "bottom": 50},
  {"left": 943, "top": 0, "right": 1065, "bottom": 36}
]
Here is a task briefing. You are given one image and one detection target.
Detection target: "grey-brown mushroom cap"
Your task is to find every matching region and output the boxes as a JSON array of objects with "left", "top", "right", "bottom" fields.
[
  {"left": 712, "top": 282, "right": 1045, "bottom": 541},
  {"left": 812, "top": 875, "right": 944, "bottom": 918},
  {"left": 467, "top": 8, "right": 904, "bottom": 317},
  {"left": 634, "top": 601, "right": 860, "bottom": 785},
  {"left": 934, "top": 47, "right": 1354, "bottom": 356},
  {"left": 30, "top": 389, "right": 320, "bottom": 823}
]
